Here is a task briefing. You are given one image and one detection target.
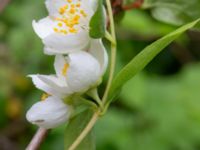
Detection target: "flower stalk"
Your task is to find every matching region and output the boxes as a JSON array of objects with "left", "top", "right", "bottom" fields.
[
  {"left": 102, "top": 0, "right": 117, "bottom": 105},
  {"left": 26, "top": 128, "right": 50, "bottom": 150}
]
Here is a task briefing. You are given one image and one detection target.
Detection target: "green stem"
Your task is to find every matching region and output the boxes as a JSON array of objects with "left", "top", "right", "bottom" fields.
[
  {"left": 105, "top": 31, "right": 116, "bottom": 45},
  {"left": 87, "top": 88, "right": 103, "bottom": 109},
  {"left": 102, "top": 0, "right": 117, "bottom": 105},
  {"left": 106, "top": 0, "right": 116, "bottom": 40}
]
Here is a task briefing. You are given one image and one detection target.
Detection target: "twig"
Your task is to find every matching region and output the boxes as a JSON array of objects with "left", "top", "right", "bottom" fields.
[
  {"left": 111, "top": 0, "right": 123, "bottom": 15},
  {"left": 110, "top": 0, "right": 144, "bottom": 16},
  {"left": 122, "top": 0, "right": 144, "bottom": 10},
  {"left": 26, "top": 128, "right": 50, "bottom": 150}
]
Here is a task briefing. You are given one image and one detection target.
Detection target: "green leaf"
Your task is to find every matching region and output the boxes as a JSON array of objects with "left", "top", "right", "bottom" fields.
[
  {"left": 89, "top": 0, "right": 106, "bottom": 38},
  {"left": 64, "top": 109, "right": 95, "bottom": 150},
  {"left": 108, "top": 19, "right": 200, "bottom": 102},
  {"left": 97, "top": 64, "right": 200, "bottom": 150},
  {"left": 143, "top": 0, "right": 200, "bottom": 26}
]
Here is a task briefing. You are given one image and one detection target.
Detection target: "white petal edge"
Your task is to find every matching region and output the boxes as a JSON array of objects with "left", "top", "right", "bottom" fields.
[
  {"left": 29, "top": 74, "right": 69, "bottom": 98},
  {"left": 89, "top": 0, "right": 98, "bottom": 11},
  {"left": 37, "top": 75, "right": 72, "bottom": 97},
  {"left": 88, "top": 39, "right": 108, "bottom": 75},
  {"left": 32, "top": 17, "right": 55, "bottom": 39},
  {"left": 29, "top": 74, "right": 61, "bottom": 96}
]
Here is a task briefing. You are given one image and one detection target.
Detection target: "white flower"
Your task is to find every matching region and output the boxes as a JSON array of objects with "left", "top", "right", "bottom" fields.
[
  {"left": 33, "top": 0, "right": 97, "bottom": 55},
  {"left": 29, "top": 39, "right": 108, "bottom": 98},
  {"left": 26, "top": 96, "right": 72, "bottom": 129}
]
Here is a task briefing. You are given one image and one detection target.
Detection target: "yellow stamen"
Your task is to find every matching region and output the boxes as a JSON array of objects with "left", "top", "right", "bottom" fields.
[
  {"left": 61, "top": 29, "right": 68, "bottom": 34},
  {"left": 69, "top": 8, "right": 76, "bottom": 14},
  {"left": 64, "top": 20, "right": 74, "bottom": 28},
  {"left": 80, "top": 9, "right": 87, "bottom": 17},
  {"left": 69, "top": 28, "right": 77, "bottom": 33},
  {"left": 54, "top": 28, "right": 59, "bottom": 32},
  {"left": 64, "top": 4, "right": 68, "bottom": 9},
  {"left": 74, "top": 15, "right": 80, "bottom": 21},
  {"left": 58, "top": 22, "right": 63, "bottom": 27},
  {"left": 41, "top": 93, "right": 50, "bottom": 101},
  {"left": 59, "top": 5, "right": 68, "bottom": 14},
  {"left": 71, "top": 16, "right": 80, "bottom": 25},
  {"left": 76, "top": 3, "right": 81, "bottom": 7},
  {"left": 62, "top": 63, "right": 69, "bottom": 76},
  {"left": 59, "top": 8, "right": 66, "bottom": 14},
  {"left": 71, "top": 4, "right": 75, "bottom": 8},
  {"left": 53, "top": 2, "right": 88, "bottom": 34}
]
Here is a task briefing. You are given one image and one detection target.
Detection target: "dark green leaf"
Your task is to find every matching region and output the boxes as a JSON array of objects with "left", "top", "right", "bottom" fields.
[
  {"left": 64, "top": 109, "right": 95, "bottom": 150},
  {"left": 108, "top": 19, "right": 200, "bottom": 102},
  {"left": 89, "top": 0, "right": 106, "bottom": 38}
]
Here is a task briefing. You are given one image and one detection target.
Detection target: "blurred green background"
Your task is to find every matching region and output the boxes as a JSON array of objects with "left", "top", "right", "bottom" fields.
[{"left": 1, "top": 0, "right": 200, "bottom": 150}]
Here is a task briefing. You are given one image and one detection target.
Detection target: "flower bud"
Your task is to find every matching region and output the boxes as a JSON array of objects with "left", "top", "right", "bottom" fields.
[{"left": 26, "top": 96, "right": 72, "bottom": 129}]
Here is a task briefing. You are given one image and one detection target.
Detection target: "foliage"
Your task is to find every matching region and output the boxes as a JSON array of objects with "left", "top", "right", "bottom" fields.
[
  {"left": 108, "top": 19, "right": 200, "bottom": 102},
  {"left": 89, "top": 0, "right": 106, "bottom": 38},
  {"left": 97, "top": 63, "right": 200, "bottom": 150}
]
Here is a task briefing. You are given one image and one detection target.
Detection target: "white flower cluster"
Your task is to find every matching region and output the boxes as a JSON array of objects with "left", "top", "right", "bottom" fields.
[{"left": 26, "top": 0, "right": 108, "bottom": 129}]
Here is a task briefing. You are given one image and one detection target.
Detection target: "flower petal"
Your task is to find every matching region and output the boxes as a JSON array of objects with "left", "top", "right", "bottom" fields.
[
  {"left": 45, "top": 0, "right": 66, "bottom": 16},
  {"left": 67, "top": 51, "right": 101, "bottom": 93},
  {"left": 89, "top": 0, "right": 98, "bottom": 11},
  {"left": 38, "top": 75, "right": 72, "bottom": 97},
  {"left": 26, "top": 96, "right": 72, "bottom": 129},
  {"left": 29, "top": 74, "right": 59, "bottom": 96},
  {"left": 81, "top": 0, "right": 95, "bottom": 17},
  {"left": 88, "top": 39, "right": 108, "bottom": 75},
  {"left": 29, "top": 74, "right": 70, "bottom": 98},
  {"left": 32, "top": 17, "right": 55, "bottom": 39},
  {"left": 43, "top": 30, "right": 90, "bottom": 55}
]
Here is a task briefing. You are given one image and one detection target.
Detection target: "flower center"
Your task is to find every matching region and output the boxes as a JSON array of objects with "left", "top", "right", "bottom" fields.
[
  {"left": 62, "top": 63, "right": 70, "bottom": 76},
  {"left": 53, "top": 0, "right": 88, "bottom": 35}
]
